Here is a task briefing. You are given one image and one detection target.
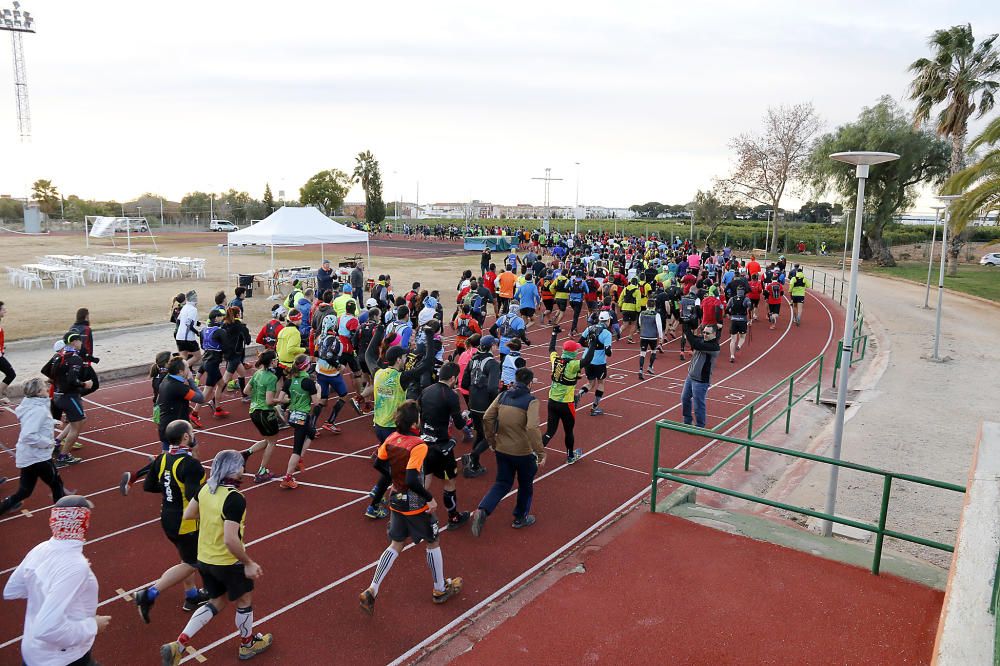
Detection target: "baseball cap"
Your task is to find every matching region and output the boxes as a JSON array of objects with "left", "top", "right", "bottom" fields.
[
  {"left": 366, "top": 297, "right": 378, "bottom": 308},
  {"left": 598, "top": 310, "right": 611, "bottom": 322},
  {"left": 208, "top": 309, "right": 222, "bottom": 320},
  {"left": 425, "top": 296, "right": 437, "bottom": 309},
  {"left": 563, "top": 340, "right": 582, "bottom": 353},
  {"left": 63, "top": 331, "right": 81, "bottom": 344},
  {"left": 343, "top": 284, "right": 352, "bottom": 293},
  {"left": 479, "top": 335, "right": 497, "bottom": 349}
]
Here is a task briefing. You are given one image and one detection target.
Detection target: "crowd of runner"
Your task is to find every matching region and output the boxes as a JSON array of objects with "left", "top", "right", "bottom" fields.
[{"left": 0, "top": 230, "right": 816, "bottom": 665}]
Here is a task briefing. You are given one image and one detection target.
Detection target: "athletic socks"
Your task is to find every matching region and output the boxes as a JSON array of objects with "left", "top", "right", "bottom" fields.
[
  {"left": 178, "top": 602, "right": 217, "bottom": 645},
  {"left": 443, "top": 490, "right": 458, "bottom": 517},
  {"left": 593, "top": 390, "right": 604, "bottom": 407},
  {"left": 370, "top": 546, "right": 399, "bottom": 595},
  {"left": 649, "top": 351, "right": 657, "bottom": 366},
  {"left": 147, "top": 585, "right": 161, "bottom": 601},
  {"left": 237, "top": 377, "right": 246, "bottom": 392},
  {"left": 327, "top": 398, "right": 345, "bottom": 424},
  {"left": 235, "top": 606, "right": 254, "bottom": 644},
  {"left": 638, "top": 353, "right": 645, "bottom": 371},
  {"left": 426, "top": 547, "right": 446, "bottom": 593},
  {"left": 183, "top": 587, "right": 199, "bottom": 601}
]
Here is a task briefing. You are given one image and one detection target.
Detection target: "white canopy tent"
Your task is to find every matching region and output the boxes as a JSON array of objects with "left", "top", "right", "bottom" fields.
[{"left": 224, "top": 206, "right": 370, "bottom": 288}]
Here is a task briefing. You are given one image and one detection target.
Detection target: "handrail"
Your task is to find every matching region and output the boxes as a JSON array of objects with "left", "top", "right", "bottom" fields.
[
  {"left": 991, "top": 551, "right": 1000, "bottom": 665},
  {"left": 804, "top": 266, "right": 869, "bottom": 387},
  {"left": 649, "top": 421, "right": 966, "bottom": 575}
]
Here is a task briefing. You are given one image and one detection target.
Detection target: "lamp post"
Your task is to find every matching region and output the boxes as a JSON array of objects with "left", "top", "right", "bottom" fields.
[
  {"left": 924, "top": 206, "right": 945, "bottom": 309},
  {"left": 822, "top": 151, "right": 899, "bottom": 538},
  {"left": 932, "top": 195, "right": 962, "bottom": 361}
]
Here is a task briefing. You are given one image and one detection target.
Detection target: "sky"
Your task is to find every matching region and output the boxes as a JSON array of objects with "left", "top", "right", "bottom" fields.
[{"left": 0, "top": 0, "right": 996, "bottom": 212}]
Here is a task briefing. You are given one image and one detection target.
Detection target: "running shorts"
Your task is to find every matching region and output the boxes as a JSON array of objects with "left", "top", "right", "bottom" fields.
[
  {"left": 792, "top": 295, "right": 805, "bottom": 304},
  {"left": 730, "top": 320, "right": 748, "bottom": 335},
  {"left": 317, "top": 373, "right": 348, "bottom": 399},
  {"left": 199, "top": 561, "right": 254, "bottom": 601},
  {"left": 554, "top": 298, "right": 568, "bottom": 312},
  {"left": 640, "top": 338, "right": 659, "bottom": 351},
  {"left": 543, "top": 299, "right": 554, "bottom": 312},
  {"left": 423, "top": 444, "right": 459, "bottom": 480},
  {"left": 225, "top": 354, "right": 245, "bottom": 375},
  {"left": 339, "top": 352, "right": 361, "bottom": 374},
  {"left": 387, "top": 509, "right": 439, "bottom": 545},
  {"left": 585, "top": 364, "right": 608, "bottom": 381},
  {"left": 176, "top": 340, "right": 199, "bottom": 353},
  {"left": 203, "top": 358, "right": 223, "bottom": 387},
  {"left": 768, "top": 303, "right": 781, "bottom": 315},
  {"left": 167, "top": 530, "right": 199, "bottom": 567},
  {"left": 520, "top": 307, "right": 536, "bottom": 318},
  {"left": 51, "top": 393, "right": 85, "bottom": 423},
  {"left": 622, "top": 311, "right": 638, "bottom": 323},
  {"left": 250, "top": 409, "right": 280, "bottom": 437}
]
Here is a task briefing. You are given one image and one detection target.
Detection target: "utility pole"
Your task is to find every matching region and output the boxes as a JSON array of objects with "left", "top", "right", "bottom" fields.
[
  {"left": 531, "top": 167, "right": 563, "bottom": 232},
  {"left": 0, "top": 2, "right": 35, "bottom": 141}
]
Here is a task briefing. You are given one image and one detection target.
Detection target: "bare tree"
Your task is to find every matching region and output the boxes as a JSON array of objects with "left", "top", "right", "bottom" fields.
[{"left": 720, "top": 103, "right": 822, "bottom": 253}]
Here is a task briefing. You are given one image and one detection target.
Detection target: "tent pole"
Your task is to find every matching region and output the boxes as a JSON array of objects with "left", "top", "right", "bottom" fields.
[
  {"left": 321, "top": 243, "right": 325, "bottom": 263},
  {"left": 127, "top": 219, "right": 132, "bottom": 253},
  {"left": 366, "top": 238, "right": 372, "bottom": 282},
  {"left": 85, "top": 217, "right": 89, "bottom": 248},
  {"left": 227, "top": 243, "right": 231, "bottom": 291}
]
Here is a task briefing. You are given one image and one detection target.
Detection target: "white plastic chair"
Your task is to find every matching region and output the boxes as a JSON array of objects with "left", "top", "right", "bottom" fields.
[
  {"left": 22, "top": 269, "right": 43, "bottom": 290},
  {"left": 53, "top": 271, "right": 73, "bottom": 290}
]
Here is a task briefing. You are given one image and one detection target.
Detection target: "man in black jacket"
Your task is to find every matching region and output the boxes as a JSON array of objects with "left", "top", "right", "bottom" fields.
[
  {"left": 419, "top": 363, "right": 471, "bottom": 531},
  {"left": 681, "top": 324, "right": 720, "bottom": 428},
  {"left": 44, "top": 332, "right": 94, "bottom": 467},
  {"left": 460, "top": 335, "right": 501, "bottom": 477}
]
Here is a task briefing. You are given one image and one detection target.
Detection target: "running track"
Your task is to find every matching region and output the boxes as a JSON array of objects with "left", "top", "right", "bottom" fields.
[{"left": 0, "top": 290, "right": 843, "bottom": 665}]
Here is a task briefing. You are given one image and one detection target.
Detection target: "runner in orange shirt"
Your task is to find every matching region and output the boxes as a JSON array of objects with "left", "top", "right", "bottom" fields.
[
  {"left": 496, "top": 268, "right": 517, "bottom": 315},
  {"left": 746, "top": 255, "right": 761, "bottom": 280}
]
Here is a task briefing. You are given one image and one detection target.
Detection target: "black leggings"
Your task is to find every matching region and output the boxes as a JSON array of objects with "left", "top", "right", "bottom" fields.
[
  {"left": 469, "top": 411, "right": 489, "bottom": 467},
  {"left": 570, "top": 301, "right": 584, "bottom": 331},
  {"left": 543, "top": 400, "right": 576, "bottom": 451},
  {"left": 2, "top": 460, "right": 66, "bottom": 508},
  {"left": 0, "top": 356, "right": 15, "bottom": 386}
]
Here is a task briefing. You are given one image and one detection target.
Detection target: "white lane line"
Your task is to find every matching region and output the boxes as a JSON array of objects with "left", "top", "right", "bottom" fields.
[
  {"left": 592, "top": 459, "right": 648, "bottom": 475},
  {"left": 292, "top": 481, "right": 370, "bottom": 495}
]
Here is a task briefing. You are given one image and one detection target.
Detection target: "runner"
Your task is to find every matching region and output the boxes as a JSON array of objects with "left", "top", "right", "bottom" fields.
[
  {"left": 358, "top": 400, "right": 463, "bottom": 616},
  {"left": 134, "top": 419, "right": 209, "bottom": 623},
  {"left": 459, "top": 336, "right": 501, "bottom": 478},
  {"left": 452, "top": 304, "right": 482, "bottom": 353},
  {"left": 765, "top": 277, "right": 784, "bottom": 330},
  {"left": 566, "top": 271, "right": 589, "bottom": 335},
  {"left": 278, "top": 354, "right": 319, "bottom": 490},
  {"left": 618, "top": 277, "right": 642, "bottom": 343},
  {"left": 255, "top": 306, "right": 284, "bottom": 352},
  {"left": 788, "top": 265, "right": 811, "bottom": 326},
  {"left": 199, "top": 310, "right": 225, "bottom": 417},
  {"left": 418, "top": 363, "right": 472, "bottom": 530},
  {"left": 637, "top": 301, "right": 664, "bottom": 380},
  {"left": 159, "top": 450, "right": 272, "bottom": 664},
  {"left": 748, "top": 272, "right": 764, "bottom": 321},
  {"left": 579, "top": 311, "right": 614, "bottom": 416},
  {"left": 496, "top": 267, "right": 517, "bottom": 314},
  {"left": 514, "top": 273, "right": 540, "bottom": 330},
  {"left": 174, "top": 290, "right": 201, "bottom": 365},
  {"left": 42, "top": 332, "right": 93, "bottom": 467},
  {"left": 315, "top": 318, "right": 349, "bottom": 434},
  {"left": 677, "top": 287, "right": 701, "bottom": 362},
  {"left": 217, "top": 307, "right": 251, "bottom": 409},
  {"left": 0, "top": 302, "right": 13, "bottom": 403},
  {"left": 541, "top": 327, "right": 584, "bottom": 463},
  {"left": 726, "top": 282, "right": 753, "bottom": 363},
  {"left": 240, "top": 351, "right": 286, "bottom": 483},
  {"left": 276, "top": 310, "right": 305, "bottom": 368}
]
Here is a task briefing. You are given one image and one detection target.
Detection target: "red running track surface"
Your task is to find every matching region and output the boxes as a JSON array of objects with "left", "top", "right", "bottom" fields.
[{"left": 0, "top": 290, "right": 842, "bottom": 665}]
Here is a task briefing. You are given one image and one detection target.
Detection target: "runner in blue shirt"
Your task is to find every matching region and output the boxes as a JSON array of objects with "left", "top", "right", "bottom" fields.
[
  {"left": 579, "top": 310, "right": 614, "bottom": 416},
  {"left": 490, "top": 303, "right": 529, "bottom": 360},
  {"left": 514, "top": 276, "right": 540, "bottom": 331}
]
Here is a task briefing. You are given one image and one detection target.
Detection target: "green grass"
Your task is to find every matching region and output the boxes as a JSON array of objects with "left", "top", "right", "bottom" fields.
[{"left": 867, "top": 262, "right": 1000, "bottom": 302}]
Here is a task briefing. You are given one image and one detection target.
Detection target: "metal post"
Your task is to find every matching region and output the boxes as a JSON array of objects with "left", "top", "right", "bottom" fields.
[
  {"left": 932, "top": 204, "right": 949, "bottom": 361},
  {"left": 574, "top": 162, "right": 580, "bottom": 236},
  {"left": 822, "top": 166, "right": 868, "bottom": 537},
  {"left": 650, "top": 426, "right": 662, "bottom": 511},
  {"left": 840, "top": 209, "right": 852, "bottom": 285},
  {"left": 923, "top": 208, "right": 941, "bottom": 308},
  {"left": 871, "top": 475, "right": 893, "bottom": 574}
]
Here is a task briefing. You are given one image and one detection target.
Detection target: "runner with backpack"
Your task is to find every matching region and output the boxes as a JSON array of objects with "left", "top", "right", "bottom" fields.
[
  {"left": 765, "top": 278, "right": 784, "bottom": 330},
  {"left": 42, "top": 332, "right": 94, "bottom": 467},
  {"left": 315, "top": 319, "right": 349, "bottom": 434},
  {"left": 452, "top": 305, "right": 482, "bottom": 354},
  {"left": 725, "top": 284, "right": 753, "bottom": 363},
  {"left": 459, "top": 336, "right": 501, "bottom": 478},
  {"left": 541, "top": 326, "right": 584, "bottom": 463},
  {"left": 677, "top": 287, "right": 702, "bottom": 362},
  {"left": 788, "top": 266, "right": 811, "bottom": 326}
]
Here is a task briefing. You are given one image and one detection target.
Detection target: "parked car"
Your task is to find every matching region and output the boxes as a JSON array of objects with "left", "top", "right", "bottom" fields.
[
  {"left": 980, "top": 252, "right": 1000, "bottom": 266},
  {"left": 115, "top": 219, "right": 148, "bottom": 232},
  {"left": 210, "top": 219, "right": 238, "bottom": 232}
]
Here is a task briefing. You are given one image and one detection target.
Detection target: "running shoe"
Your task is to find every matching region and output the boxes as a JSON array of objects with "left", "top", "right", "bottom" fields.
[
  {"left": 119, "top": 471, "right": 132, "bottom": 496},
  {"left": 359, "top": 588, "right": 376, "bottom": 615},
  {"left": 253, "top": 469, "right": 274, "bottom": 484},
  {"left": 213, "top": 407, "right": 230, "bottom": 418},
  {"left": 512, "top": 515, "right": 536, "bottom": 529},
  {"left": 447, "top": 511, "right": 470, "bottom": 530},
  {"left": 0, "top": 499, "right": 22, "bottom": 517},
  {"left": 638, "top": 371, "right": 644, "bottom": 380},
  {"left": 322, "top": 422, "right": 341, "bottom": 434},
  {"left": 364, "top": 504, "right": 388, "bottom": 519},
  {"left": 730, "top": 356, "right": 735, "bottom": 363},
  {"left": 590, "top": 406, "right": 604, "bottom": 416},
  {"left": 567, "top": 448, "right": 583, "bottom": 464},
  {"left": 432, "top": 577, "right": 463, "bottom": 605},
  {"left": 189, "top": 413, "right": 204, "bottom": 429},
  {"left": 463, "top": 464, "right": 487, "bottom": 479},
  {"left": 279, "top": 475, "right": 298, "bottom": 490},
  {"left": 181, "top": 588, "right": 210, "bottom": 612},
  {"left": 226, "top": 380, "right": 238, "bottom": 392},
  {"left": 296, "top": 459, "right": 305, "bottom": 473},
  {"left": 135, "top": 588, "right": 155, "bottom": 623},
  {"left": 470, "top": 509, "right": 487, "bottom": 537},
  {"left": 72, "top": 441, "right": 84, "bottom": 450},
  {"left": 679, "top": 352, "right": 686, "bottom": 361},
  {"left": 55, "top": 453, "right": 82, "bottom": 468},
  {"left": 368, "top": 484, "right": 382, "bottom": 500},
  {"left": 350, "top": 398, "right": 363, "bottom": 415},
  {"left": 460, "top": 453, "right": 471, "bottom": 470},
  {"left": 648, "top": 365, "right": 656, "bottom": 375},
  {"left": 238, "top": 633, "right": 273, "bottom": 661},
  {"left": 160, "top": 641, "right": 183, "bottom": 666}
]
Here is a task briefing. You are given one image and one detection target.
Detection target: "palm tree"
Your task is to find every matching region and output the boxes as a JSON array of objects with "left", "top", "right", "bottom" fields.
[
  {"left": 942, "top": 115, "right": 1000, "bottom": 231},
  {"left": 353, "top": 151, "right": 376, "bottom": 192},
  {"left": 909, "top": 24, "right": 999, "bottom": 175}
]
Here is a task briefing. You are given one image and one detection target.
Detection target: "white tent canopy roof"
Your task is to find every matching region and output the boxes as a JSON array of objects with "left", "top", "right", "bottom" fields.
[{"left": 226, "top": 206, "right": 368, "bottom": 245}]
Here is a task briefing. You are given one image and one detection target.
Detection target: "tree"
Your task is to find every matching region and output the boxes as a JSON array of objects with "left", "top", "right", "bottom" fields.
[
  {"left": 693, "top": 189, "right": 726, "bottom": 243},
  {"left": 720, "top": 102, "right": 822, "bottom": 253},
  {"left": 0, "top": 197, "right": 24, "bottom": 222},
  {"left": 180, "top": 192, "right": 213, "bottom": 223},
  {"left": 299, "top": 169, "right": 352, "bottom": 215},
  {"left": 221, "top": 189, "right": 254, "bottom": 224},
  {"left": 353, "top": 151, "right": 386, "bottom": 226},
  {"left": 942, "top": 115, "right": 1000, "bottom": 235},
  {"left": 909, "top": 24, "right": 1000, "bottom": 175},
  {"left": 31, "top": 179, "right": 60, "bottom": 216},
  {"left": 262, "top": 183, "right": 275, "bottom": 215},
  {"left": 806, "top": 97, "right": 950, "bottom": 267}
]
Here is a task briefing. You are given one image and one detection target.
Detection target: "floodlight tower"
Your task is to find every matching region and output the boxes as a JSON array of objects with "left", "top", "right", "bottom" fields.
[{"left": 0, "top": 2, "right": 35, "bottom": 142}]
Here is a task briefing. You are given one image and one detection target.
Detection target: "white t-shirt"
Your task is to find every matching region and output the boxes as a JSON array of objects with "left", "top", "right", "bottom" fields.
[{"left": 175, "top": 303, "right": 199, "bottom": 342}]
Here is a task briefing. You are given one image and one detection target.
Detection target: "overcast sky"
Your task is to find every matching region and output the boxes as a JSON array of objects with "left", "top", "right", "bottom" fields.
[{"left": 0, "top": 1, "right": 995, "bottom": 211}]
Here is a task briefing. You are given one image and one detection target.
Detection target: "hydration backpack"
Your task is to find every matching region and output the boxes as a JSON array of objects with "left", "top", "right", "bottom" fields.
[
  {"left": 318, "top": 334, "right": 342, "bottom": 365},
  {"left": 680, "top": 296, "right": 697, "bottom": 323},
  {"left": 770, "top": 282, "right": 782, "bottom": 299}
]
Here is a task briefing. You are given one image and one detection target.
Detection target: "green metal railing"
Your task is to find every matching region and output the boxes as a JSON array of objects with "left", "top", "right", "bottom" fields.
[
  {"left": 804, "top": 267, "right": 868, "bottom": 387},
  {"left": 991, "top": 552, "right": 1000, "bottom": 665},
  {"left": 649, "top": 422, "right": 966, "bottom": 575},
  {"left": 831, "top": 335, "right": 869, "bottom": 388}
]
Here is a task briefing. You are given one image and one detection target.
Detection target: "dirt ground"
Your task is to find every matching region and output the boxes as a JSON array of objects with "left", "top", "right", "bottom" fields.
[{"left": 0, "top": 231, "right": 479, "bottom": 340}]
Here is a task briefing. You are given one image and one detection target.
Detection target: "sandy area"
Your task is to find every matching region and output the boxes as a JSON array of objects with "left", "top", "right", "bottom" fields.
[{"left": 0, "top": 231, "right": 479, "bottom": 341}]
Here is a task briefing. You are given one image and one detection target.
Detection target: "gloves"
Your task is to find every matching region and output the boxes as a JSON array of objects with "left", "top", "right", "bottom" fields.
[{"left": 90, "top": 357, "right": 100, "bottom": 364}]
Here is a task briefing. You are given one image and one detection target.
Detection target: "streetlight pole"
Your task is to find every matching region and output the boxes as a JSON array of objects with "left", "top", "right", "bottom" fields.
[
  {"left": 924, "top": 206, "right": 944, "bottom": 309},
  {"left": 840, "top": 208, "right": 852, "bottom": 285},
  {"left": 822, "top": 151, "right": 899, "bottom": 538},
  {"left": 932, "top": 195, "right": 961, "bottom": 361}
]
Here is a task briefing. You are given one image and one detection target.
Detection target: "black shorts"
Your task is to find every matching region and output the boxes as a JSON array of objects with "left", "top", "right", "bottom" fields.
[
  {"left": 199, "top": 561, "right": 254, "bottom": 602},
  {"left": 555, "top": 299, "right": 568, "bottom": 312},
  {"left": 423, "top": 444, "right": 458, "bottom": 480},
  {"left": 339, "top": 352, "right": 361, "bottom": 374},
  {"left": 640, "top": 339, "right": 659, "bottom": 351},
  {"left": 520, "top": 307, "right": 536, "bottom": 318},
  {"left": 250, "top": 409, "right": 280, "bottom": 437},
  {"left": 768, "top": 303, "right": 781, "bottom": 315},
  {"left": 585, "top": 364, "right": 607, "bottom": 381},
  {"left": 387, "top": 509, "right": 439, "bottom": 545},
  {"left": 203, "top": 358, "right": 223, "bottom": 387},
  {"left": 292, "top": 423, "right": 315, "bottom": 455},
  {"left": 225, "top": 355, "right": 245, "bottom": 375},
  {"left": 792, "top": 295, "right": 805, "bottom": 304},
  {"left": 622, "top": 311, "right": 638, "bottom": 323},
  {"left": 730, "top": 320, "right": 748, "bottom": 335},
  {"left": 542, "top": 300, "right": 554, "bottom": 312},
  {"left": 176, "top": 340, "right": 199, "bottom": 353},
  {"left": 749, "top": 298, "right": 761, "bottom": 309},
  {"left": 586, "top": 300, "right": 599, "bottom": 312},
  {"left": 51, "top": 394, "right": 85, "bottom": 423},
  {"left": 167, "top": 530, "right": 199, "bottom": 567}
]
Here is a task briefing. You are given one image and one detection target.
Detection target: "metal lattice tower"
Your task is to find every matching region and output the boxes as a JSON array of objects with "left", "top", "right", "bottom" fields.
[
  {"left": 531, "top": 167, "right": 563, "bottom": 222},
  {"left": 1, "top": 2, "right": 35, "bottom": 142}
]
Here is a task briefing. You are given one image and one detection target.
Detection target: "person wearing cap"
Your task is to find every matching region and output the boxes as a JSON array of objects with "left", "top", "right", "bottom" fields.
[
  {"left": 42, "top": 332, "right": 93, "bottom": 467},
  {"left": 460, "top": 334, "right": 502, "bottom": 477},
  {"left": 417, "top": 295, "right": 438, "bottom": 328},
  {"left": 277, "top": 354, "right": 319, "bottom": 490},
  {"left": 788, "top": 266, "right": 810, "bottom": 326},
  {"left": 332, "top": 283, "right": 354, "bottom": 317},
  {"left": 579, "top": 310, "right": 614, "bottom": 416},
  {"left": 472, "top": 367, "right": 545, "bottom": 536},
  {"left": 618, "top": 277, "right": 643, "bottom": 343},
  {"left": 4, "top": 495, "right": 111, "bottom": 666},
  {"left": 174, "top": 290, "right": 201, "bottom": 363},
  {"left": 541, "top": 326, "right": 584, "bottom": 464},
  {"left": 256, "top": 305, "right": 285, "bottom": 352},
  {"left": 681, "top": 324, "right": 721, "bottom": 428},
  {"left": 309, "top": 290, "right": 335, "bottom": 355},
  {"left": 317, "top": 259, "right": 334, "bottom": 295},
  {"left": 276, "top": 309, "right": 305, "bottom": 367}
]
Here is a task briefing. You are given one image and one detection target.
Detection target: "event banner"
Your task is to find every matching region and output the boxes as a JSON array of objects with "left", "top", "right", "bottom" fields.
[{"left": 88, "top": 216, "right": 117, "bottom": 237}]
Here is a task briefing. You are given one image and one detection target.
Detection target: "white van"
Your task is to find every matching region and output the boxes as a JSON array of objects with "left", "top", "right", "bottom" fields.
[
  {"left": 210, "top": 220, "right": 238, "bottom": 232},
  {"left": 114, "top": 218, "right": 149, "bottom": 232}
]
